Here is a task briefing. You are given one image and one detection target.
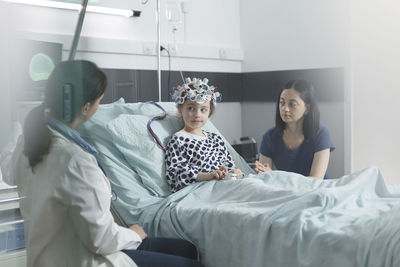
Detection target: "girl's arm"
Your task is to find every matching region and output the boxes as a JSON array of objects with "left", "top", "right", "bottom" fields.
[
  {"left": 209, "top": 133, "right": 236, "bottom": 170},
  {"left": 165, "top": 136, "right": 200, "bottom": 192},
  {"left": 218, "top": 138, "right": 245, "bottom": 178},
  {"left": 309, "top": 148, "right": 330, "bottom": 179},
  {"left": 196, "top": 172, "right": 214, "bottom": 181}
]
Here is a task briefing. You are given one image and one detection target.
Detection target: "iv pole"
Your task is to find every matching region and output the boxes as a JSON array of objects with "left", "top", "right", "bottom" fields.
[
  {"left": 156, "top": 0, "right": 161, "bottom": 102},
  {"left": 68, "top": 0, "right": 89, "bottom": 60},
  {"left": 68, "top": 0, "right": 161, "bottom": 100}
]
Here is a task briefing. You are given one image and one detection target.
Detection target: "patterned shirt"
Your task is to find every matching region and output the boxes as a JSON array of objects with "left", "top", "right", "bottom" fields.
[{"left": 165, "top": 130, "right": 235, "bottom": 192}]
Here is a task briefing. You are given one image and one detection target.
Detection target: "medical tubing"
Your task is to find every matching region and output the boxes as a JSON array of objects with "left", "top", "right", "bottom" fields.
[
  {"left": 146, "top": 101, "right": 167, "bottom": 152},
  {"left": 160, "top": 46, "right": 172, "bottom": 97},
  {"left": 171, "top": 29, "right": 185, "bottom": 83}
]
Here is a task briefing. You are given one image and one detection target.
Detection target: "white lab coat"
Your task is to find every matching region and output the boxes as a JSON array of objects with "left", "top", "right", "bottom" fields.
[
  {"left": 13, "top": 128, "right": 141, "bottom": 267},
  {"left": 0, "top": 121, "right": 22, "bottom": 185}
]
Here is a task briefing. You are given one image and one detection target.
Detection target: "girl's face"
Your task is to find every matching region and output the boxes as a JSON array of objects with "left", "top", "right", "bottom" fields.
[
  {"left": 178, "top": 99, "right": 211, "bottom": 133},
  {"left": 279, "top": 89, "right": 308, "bottom": 124}
]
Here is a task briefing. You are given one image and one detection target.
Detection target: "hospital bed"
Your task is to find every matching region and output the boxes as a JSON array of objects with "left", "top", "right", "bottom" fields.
[{"left": 77, "top": 99, "right": 400, "bottom": 267}]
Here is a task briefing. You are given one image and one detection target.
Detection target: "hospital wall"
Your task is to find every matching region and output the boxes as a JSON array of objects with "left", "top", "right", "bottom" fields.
[
  {"left": 9, "top": 0, "right": 245, "bottom": 144},
  {"left": 11, "top": 0, "right": 243, "bottom": 73},
  {"left": 349, "top": 0, "right": 400, "bottom": 184}
]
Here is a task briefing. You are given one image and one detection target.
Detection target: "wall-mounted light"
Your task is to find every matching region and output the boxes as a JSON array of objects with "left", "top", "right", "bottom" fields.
[{"left": 4, "top": 0, "right": 141, "bottom": 17}]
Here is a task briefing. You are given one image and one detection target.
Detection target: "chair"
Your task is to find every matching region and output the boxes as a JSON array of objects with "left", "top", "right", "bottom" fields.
[{"left": 231, "top": 137, "right": 258, "bottom": 166}]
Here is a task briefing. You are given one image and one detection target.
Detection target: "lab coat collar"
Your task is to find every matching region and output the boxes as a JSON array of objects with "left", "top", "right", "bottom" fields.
[{"left": 45, "top": 114, "right": 98, "bottom": 155}]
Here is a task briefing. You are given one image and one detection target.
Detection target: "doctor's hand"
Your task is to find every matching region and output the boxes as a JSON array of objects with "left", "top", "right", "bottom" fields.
[
  {"left": 129, "top": 224, "right": 147, "bottom": 240},
  {"left": 254, "top": 161, "right": 272, "bottom": 174}
]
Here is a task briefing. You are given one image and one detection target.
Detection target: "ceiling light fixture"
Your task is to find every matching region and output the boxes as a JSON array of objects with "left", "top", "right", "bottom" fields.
[{"left": 4, "top": 0, "right": 141, "bottom": 17}]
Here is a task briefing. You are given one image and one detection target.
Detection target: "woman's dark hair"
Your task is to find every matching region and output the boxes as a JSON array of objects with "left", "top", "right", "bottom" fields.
[
  {"left": 275, "top": 79, "right": 320, "bottom": 139},
  {"left": 23, "top": 60, "right": 107, "bottom": 169}
]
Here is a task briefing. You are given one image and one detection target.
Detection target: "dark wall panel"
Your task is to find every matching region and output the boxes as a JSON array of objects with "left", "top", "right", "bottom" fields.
[
  {"left": 137, "top": 70, "right": 158, "bottom": 102},
  {"left": 227, "top": 73, "right": 243, "bottom": 102},
  {"left": 165, "top": 71, "right": 242, "bottom": 102},
  {"left": 242, "top": 71, "right": 282, "bottom": 102},
  {"left": 102, "top": 69, "right": 139, "bottom": 104},
  {"left": 161, "top": 71, "right": 184, "bottom": 101},
  {"left": 101, "top": 67, "right": 344, "bottom": 104},
  {"left": 115, "top": 69, "right": 137, "bottom": 103},
  {"left": 242, "top": 67, "right": 344, "bottom": 102},
  {"left": 101, "top": 69, "right": 115, "bottom": 104},
  {"left": 102, "top": 69, "right": 243, "bottom": 104}
]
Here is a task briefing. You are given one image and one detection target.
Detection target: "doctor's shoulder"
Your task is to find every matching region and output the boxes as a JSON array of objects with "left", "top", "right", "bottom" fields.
[
  {"left": 50, "top": 131, "right": 89, "bottom": 159},
  {"left": 50, "top": 131, "right": 101, "bottom": 178},
  {"left": 52, "top": 144, "right": 110, "bottom": 202}
]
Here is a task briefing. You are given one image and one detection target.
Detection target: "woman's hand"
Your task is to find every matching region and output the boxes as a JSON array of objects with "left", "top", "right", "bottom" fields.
[
  {"left": 254, "top": 160, "right": 272, "bottom": 174},
  {"left": 231, "top": 168, "right": 244, "bottom": 179},
  {"left": 129, "top": 224, "right": 147, "bottom": 240}
]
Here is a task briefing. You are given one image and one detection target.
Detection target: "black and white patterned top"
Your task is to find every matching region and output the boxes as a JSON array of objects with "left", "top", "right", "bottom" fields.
[{"left": 165, "top": 130, "right": 236, "bottom": 193}]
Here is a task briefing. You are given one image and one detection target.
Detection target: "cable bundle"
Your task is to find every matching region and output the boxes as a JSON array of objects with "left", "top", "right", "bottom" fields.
[{"left": 146, "top": 101, "right": 167, "bottom": 152}]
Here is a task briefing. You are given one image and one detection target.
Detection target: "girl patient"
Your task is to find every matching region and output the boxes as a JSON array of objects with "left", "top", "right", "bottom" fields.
[{"left": 165, "top": 77, "right": 243, "bottom": 193}]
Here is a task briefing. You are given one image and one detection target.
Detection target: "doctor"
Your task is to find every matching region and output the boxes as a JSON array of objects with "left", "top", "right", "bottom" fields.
[{"left": 13, "top": 60, "right": 203, "bottom": 267}]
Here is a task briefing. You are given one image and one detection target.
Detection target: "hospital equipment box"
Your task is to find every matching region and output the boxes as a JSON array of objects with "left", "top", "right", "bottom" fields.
[{"left": 0, "top": 183, "right": 26, "bottom": 267}]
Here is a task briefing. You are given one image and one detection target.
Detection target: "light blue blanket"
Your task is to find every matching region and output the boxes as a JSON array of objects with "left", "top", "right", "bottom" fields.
[{"left": 78, "top": 100, "right": 400, "bottom": 267}]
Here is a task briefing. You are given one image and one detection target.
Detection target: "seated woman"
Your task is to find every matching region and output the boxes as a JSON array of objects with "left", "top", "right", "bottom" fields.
[
  {"left": 255, "top": 79, "right": 335, "bottom": 179},
  {"left": 13, "top": 60, "right": 203, "bottom": 267},
  {"left": 165, "top": 77, "right": 243, "bottom": 192}
]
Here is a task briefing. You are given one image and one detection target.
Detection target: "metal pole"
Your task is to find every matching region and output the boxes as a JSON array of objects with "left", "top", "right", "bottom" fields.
[
  {"left": 156, "top": 0, "right": 161, "bottom": 102},
  {"left": 68, "top": 0, "right": 89, "bottom": 60}
]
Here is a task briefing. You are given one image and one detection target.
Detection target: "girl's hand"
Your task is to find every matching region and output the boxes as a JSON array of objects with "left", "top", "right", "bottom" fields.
[
  {"left": 129, "top": 224, "right": 147, "bottom": 240},
  {"left": 196, "top": 166, "right": 227, "bottom": 181},
  {"left": 231, "top": 168, "right": 243, "bottom": 179},
  {"left": 254, "top": 160, "right": 272, "bottom": 173},
  {"left": 210, "top": 165, "right": 228, "bottom": 180},
  {"left": 219, "top": 165, "right": 228, "bottom": 173}
]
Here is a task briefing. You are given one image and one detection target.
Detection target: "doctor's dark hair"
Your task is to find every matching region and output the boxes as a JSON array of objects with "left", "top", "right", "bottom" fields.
[
  {"left": 275, "top": 79, "right": 320, "bottom": 140},
  {"left": 23, "top": 60, "right": 107, "bottom": 169}
]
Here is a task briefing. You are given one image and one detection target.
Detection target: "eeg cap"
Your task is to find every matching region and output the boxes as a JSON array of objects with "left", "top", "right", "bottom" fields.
[{"left": 171, "top": 77, "right": 222, "bottom": 105}]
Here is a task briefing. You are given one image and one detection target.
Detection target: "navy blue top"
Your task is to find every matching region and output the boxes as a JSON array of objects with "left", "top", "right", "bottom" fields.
[{"left": 259, "top": 125, "right": 335, "bottom": 179}]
